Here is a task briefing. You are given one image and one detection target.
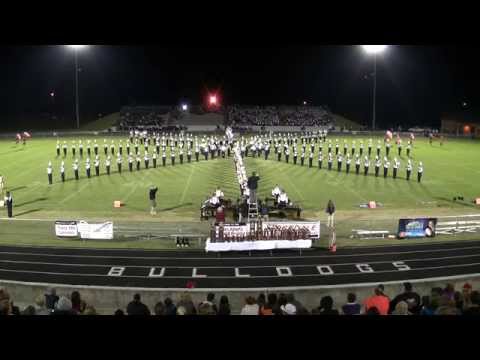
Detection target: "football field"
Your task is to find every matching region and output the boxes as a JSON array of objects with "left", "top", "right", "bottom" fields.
[{"left": 0, "top": 135, "right": 479, "bottom": 248}]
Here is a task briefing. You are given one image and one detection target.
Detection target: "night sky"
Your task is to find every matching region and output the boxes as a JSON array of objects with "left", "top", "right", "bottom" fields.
[{"left": 0, "top": 45, "right": 478, "bottom": 130}]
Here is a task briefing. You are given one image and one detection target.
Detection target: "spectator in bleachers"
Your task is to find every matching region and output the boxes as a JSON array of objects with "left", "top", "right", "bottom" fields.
[
  {"left": 0, "top": 288, "right": 12, "bottom": 315},
  {"left": 71, "top": 291, "right": 87, "bottom": 314},
  {"left": 164, "top": 297, "right": 177, "bottom": 315},
  {"left": 419, "top": 296, "right": 435, "bottom": 316},
  {"left": 114, "top": 309, "right": 125, "bottom": 316},
  {"left": 463, "top": 291, "right": 480, "bottom": 315},
  {"left": 312, "top": 296, "right": 339, "bottom": 315},
  {"left": 177, "top": 293, "right": 197, "bottom": 315},
  {"left": 389, "top": 282, "right": 421, "bottom": 315},
  {"left": 391, "top": 301, "right": 410, "bottom": 315},
  {"left": 461, "top": 283, "right": 473, "bottom": 310},
  {"left": 22, "top": 305, "right": 36, "bottom": 316},
  {"left": 52, "top": 296, "right": 76, "bottom": 315},
  {"left": 34, "top": 294, "right": 51, "bottom": 315},
  {"left": 198, "top": 302, "right": 216, "bottom": 315},
  {"left": 240, "top": 296, "right": 260, "bottom": 315},
  {"left": 342, "top": 293, "right": 361, "bottom": 315},
  {"left": 259, "top": 294, "right": 275, "bottom": 316},
  {"left": 126, "top": 293, "right": 151, "bottom": 315},
  {"left": 154, "top": 301, "right": 165, "bottom": 315},
  {"left": 287, "top": 293, "right": 309, "bottom": 315},
  {"left": 217, "top": 295, "right": 231, "bottom": 316},
  {"left": 199, "top": 293, "right": 218, "bottom": 314},
  {"left": 364, "top": 285, "right": 390, "bottom": 315},
  {"left": 83, "top": 305, "right": 98, "bottom": 315},
  {"left": 45, "top": 288, "right": 59, "bottom": 310},
  {"left": 365, "top": 307, "right": 381, "bottom": 315},
  {"left": 435, "top": 295, "right": 462, "bottom": 315},
  {"left": 257, "top": 293, "right": 266, "bottom": 310}
]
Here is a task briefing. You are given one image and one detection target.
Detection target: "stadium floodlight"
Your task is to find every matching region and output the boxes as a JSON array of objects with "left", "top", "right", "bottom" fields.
[
  {"left": 303, "top": 101, "right": 307, "bottom": 105},
  {"left": 209, "top": 95, "right": 217, "bottom": 105},
  {"left": 67, "top": 45, "right": 88, "bottom": 129},
  {"left": 50, "top": 92, "right": 55, "bottom": 97},
  {"left": 182, "top": 104, "right": 188, "bottom": 111},
  {"left": 361, "top": 45, "right": 388, "bottom": 131}
]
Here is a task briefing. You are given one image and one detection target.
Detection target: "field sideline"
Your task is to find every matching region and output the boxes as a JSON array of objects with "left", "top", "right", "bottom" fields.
[{"left": 1, "top": 134, "right": 480, "bottom": 248}]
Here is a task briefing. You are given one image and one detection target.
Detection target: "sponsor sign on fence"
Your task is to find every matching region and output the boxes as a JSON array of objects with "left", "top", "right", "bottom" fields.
[
  {"left": 54, "top": 221, "right": 79, "bottom": 237},
  {"left": 262, "top": 221, "right": 320, "bottom": 239},
  {"left": 54, "top": 220, "right": 114, "bottom": 239}
]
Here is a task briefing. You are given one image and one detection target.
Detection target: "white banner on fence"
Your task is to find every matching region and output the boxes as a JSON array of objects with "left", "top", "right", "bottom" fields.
[
  {"left": 205, "top": 239, "right": 312, "bottom": 252},
  {"left": 262, "top": 221, "right": 320, "bottom": 239},
  {"left": 54, "top": 221, "right": 79, "bottom": 237},
  {"left": 77, "top": 221, "right": 114, "bottom": 240},
  {"left": 220, "top": 224, "right": 250, "bottom": 238}
]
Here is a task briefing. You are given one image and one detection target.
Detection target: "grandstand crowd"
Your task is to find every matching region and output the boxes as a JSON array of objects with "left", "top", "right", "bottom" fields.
[
  {"left": 226, "top": 105, "right": 334, "bottom": 127},
  {"left": 1, "top": 282, "right": 479, "bottom": 315}
]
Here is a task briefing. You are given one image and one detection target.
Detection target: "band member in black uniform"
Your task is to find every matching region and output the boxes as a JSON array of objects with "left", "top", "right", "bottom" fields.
[
  {"left": 73, "top": 160, "right": 79, "bottom": 180},
  {"left": 277, "top": 148, "right": 281, "bottom": 161},
  {"left": 171, "top": 150, "right": 175, "bottom": 166},
  {"left": 60, "top": 161, "right": 65, "bottom": 182},
  {"left": 63, "top": 141, "right": 68, "bottom": 157},
  {"left": 136, "top": 155, "right": 141, "bottom": 171},
  {"left": 300, "top": 152, "right": 305, "bottom": 166},
  {"left": 293, "top": 151, "right": 298, "bottom": 165},
  {"left": 386, "top": 142, "right": 391, "bottom": 157},
  {"left": 328, "top": 153, "right": 333, "bottom": 170},
  {"left": 72, "top": 142, "right": 76, "bottom": 157},
  {"left": 86, "top": 159, "right": 91, "bottom": 178},
  {"left": 162, "top": 151, "right": 167, "bottom": 166},
  {"left": 376, "top": 141, "right": 381, "bottom": 157},
  {"left": 179, "top": 149, "right": 184, "bottom": 164},
  {"left": 47, "top": 162, "right": 53, "bottom": 184},
  {"left": 117, "top": 155, "right": 122, "bottom": 174},
  {"left": 397, "top": 141, "right": 402, "bottom": 156},
  {"left": 393, "top": 158, "right": 399, "bottom": 179},
  {"left": 355, "top": 155, "right": 361, "bottom": 175},
  {"left": 87, "top": 141, "right": 91, "bottom": 157},
  {"left": 153, "top": 152, "right": 157, "bottom": 168},
  {"left": 346, "top": 155, "right": 351, "bottom": 174},
  {"left": 104, "top": 140, "right": 108, "bottom": 156},
  {"left": 144, "top": 152, "right": 150, "bottom": 169},
  {"left": 309, "top": 152, "right": 313, "bottom": 168},
  {"left": 110, "top": 141, "right": 115, "bottom": 156},
  {"left": 5, "top": 191, "right": 13, "bottom": 218},
  {"left": 406, "top": 160, "right": 412, "bottom": 181},
  {"left": 337, "top": 154, "right": 343, "bottom": 172},
  {"left": 364, "top": 156, "right": 370, "bottom": 176},
  {"left": 187, "top": 149, "right": 192, "bottom": 163},
  {"left": 79, "top": 141, "right": 83, "bottom": 157},
  {"left": 56, "top": 141, "right": 60, "bottom": 157},
  {"left": 106, "top": 156, "right": 111, "bottom": 175},
  {"left": 94, "top": 140, "right": 98, "bottom": 155},
  {"left": 119, "top": 141, "right": 123, "bottom": 156},
  {"left": 351, "top": 141, "right": 355, "bottom": 156},
  {"left": 318, "top": 152, "right": 323, "bottom": 169},
  {"left": 95, "top": 156, "right": 100, "bottom": 176},
  {"left": 343, "top": 141, "right": 348, "bottom": 156},
  {"left": 335, "top": 141, "right": 339, "bottom": 155},
  {"left": 383, "top": 158, "right": 389, "bottom": 178},
  {"left": 368, "top": 141, "right": 372, "bottom": 157},
  {"left": 359, "top": 141, "right": 363, "bottom": 156},
  {"left": 374, "top": 157, "right": 381, "bottom": 177},
  {"left": 417, "top": 162, "right": 423, "bottom": 183},
  {"left": 128, "top": 155, "right": 133, "bottom": 172},
  {"left": 126, "top": 142, "right": 131, "bottom": 155}
]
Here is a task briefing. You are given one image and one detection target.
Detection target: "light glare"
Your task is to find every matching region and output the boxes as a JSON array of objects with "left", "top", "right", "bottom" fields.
[{"left": 361, "top": 45, "right": 388, "bottom": 54}]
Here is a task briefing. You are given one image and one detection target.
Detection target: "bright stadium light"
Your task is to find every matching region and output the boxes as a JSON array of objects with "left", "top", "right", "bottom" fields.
[
  {"left": 182, "top": 104, "right": 188, "bottom": 111},
  {"left": 361, "top": 45, "right": 388, "bottom": 131},
  {"left": 361, "top": 45, "right": 388, "bottom": 54},
  {"left": 67, "top": 45, "right": 88, "bottom": 129},
  {"left": 209, "top": 95, "right": 217, "bottom": 105}
]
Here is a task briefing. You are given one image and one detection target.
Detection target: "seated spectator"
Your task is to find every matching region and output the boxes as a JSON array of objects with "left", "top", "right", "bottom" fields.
[
  {"left": 364, "top": 285, "right": 390, "bottom": 315},
  {"left": 83, "top": 305, "right": 98, "bottom": 315},
  {"left": 198, "top": 302, "right": 216, "bottom": 315},
  {"left": 177, "top": 293, "right": 197, "bottom": 315},
  {"left": 260, "top": 294, "right": 277, "bottom": 316},
  {"left": 22, "top": 305, "right": 36, "bottom": 316},
  {"left": 71, "top": 291, "right": 87, "bottom": 314},
  {"left": 217, "top": 295, "right": 231, "bottom": 315},
  {"left": 126, "top": 293, "right": 151, "bottom": 316},
  {"left": 391, "top": 301, "right": 410, "bottom": 315},
  {"left": 365, "top": 307, "right": 380, "bottom": 315},
  {"left": 52, "top": 296, "right": 76, "bottom": 315},
  {"left": 454, "top": 291, "right": 464, "bottom": 312},
  {"left": 240, "top": 296, "right": 259, "bottom": 315},
  {"left": 176, "top": 306, "right": 187, "bottom": 315},
  {"left": 257, "top": 294, "right": 266, "bottom": 310},
  {"left": 287, "top": 293, "right": 309, "bottom": 315},
  {"left": 420, "top": 296, "right": 435, "bottom": 316},
  {"left": 463, "top": 291, "right": 480, "bottom": 315},
  {"left": 0, "top": 288, "right": 11, "bottom": 315},
  {"left": 114, "top": 309, "right": 125, "bottom": 316},
  {"left": 389, "top": 282, "right": 420, "bottom": 314},
  {"left": 342, "top": 293, "right": 361, "bottom": 315},
  {"left": 198, "top": 293, "right": 217, "bottom": 314},
  {"left": 462, "top": 283, "right": 473, "bottom": 310},
  {"left": 312, "top": 296, "right": 339, "bottom": 315},
  {"left": 280, "top": 303, "right": 297, "bottom": 315},
  {"left": 45, "top": 288, "right": 59, "bottom": 310},
  {"left": 443, "top": 283, "right": 455, "bottom": 301},
  {"left": 435, "top": 295, "right": 461, "bottom": 315},
  {"left": 154, "top": 301, "right": 165, "bottom": 315},
  {"left": 276, "top": 293, "right": 288, "bottom": 315},
  {"left": 34, "top": 294, "right": 51, "bottom": 315},
  {"left": 164, "top": 297, "right": 177, "bottom": 315}
]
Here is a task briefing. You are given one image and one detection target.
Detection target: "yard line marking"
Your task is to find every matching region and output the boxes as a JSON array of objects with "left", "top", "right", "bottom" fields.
[
  {"left": 58, "top": 181, "right": 91, "bottom": 205},
  {"left": 2, "top": 252, "right": 480, "bottom": 269},
  {"left": 179, "top": 165, "right": 195, "bottom": 204},
  {"left": 1, "top": 244, "right": 480, "bottom": 260}
]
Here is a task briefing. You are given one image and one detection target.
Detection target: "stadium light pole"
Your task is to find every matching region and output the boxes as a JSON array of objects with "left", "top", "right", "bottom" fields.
[
  {"left": 67, "top": 45, "right": 87, "bottom": 129},
  {"left": 361, "top": 45, "right": 388, "bottom": 131}
]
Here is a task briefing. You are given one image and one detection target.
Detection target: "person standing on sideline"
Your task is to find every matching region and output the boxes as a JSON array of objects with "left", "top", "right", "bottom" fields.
[
  {"left": 5, "top": 191, "right": 13, "bottom": 218},
  {"left": 247, "top": 171, "right": 260, "bottom": 204},
  {"left": 326, "top": 200, "right": 336, "bottom": 229},
  {"left": 149, "top": 186, "right": 158, "bottom": 215},
  {"left": 47, "top": 161, "right": 53, "bottom": 185}
]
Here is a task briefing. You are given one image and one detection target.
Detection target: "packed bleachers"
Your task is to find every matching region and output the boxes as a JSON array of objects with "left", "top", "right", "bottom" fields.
[
  {"left": 1, "top": 282, "right": 479, "bottom": 315},
  {"left": 226, "top": 105, "right": 334, "bottom": 127},
  {"left": 118, "top": 106, "right": 171, "bottom": 131}
]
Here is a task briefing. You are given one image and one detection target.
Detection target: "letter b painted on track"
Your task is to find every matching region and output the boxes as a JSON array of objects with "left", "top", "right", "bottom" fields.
[{"left": 108, "top": 267, "right": 125, "bottom": 277}]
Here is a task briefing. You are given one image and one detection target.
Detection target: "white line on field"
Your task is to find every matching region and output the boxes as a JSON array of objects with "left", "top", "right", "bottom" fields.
[
  {"left": 58, "top": 181, "right": 91, "bottom": 205},
  {"left": 179, "top": 168, "right": 195, "bottom": 205}
]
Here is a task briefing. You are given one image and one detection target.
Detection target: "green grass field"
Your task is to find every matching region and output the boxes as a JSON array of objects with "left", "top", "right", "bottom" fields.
[{"left": 1, "top": 134, "right": 479, "bottom": 248}]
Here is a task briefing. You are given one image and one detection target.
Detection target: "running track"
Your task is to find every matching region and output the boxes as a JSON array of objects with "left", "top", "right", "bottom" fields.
[{"left": 1, "top": 241, "right": 480, "bottom": 289}]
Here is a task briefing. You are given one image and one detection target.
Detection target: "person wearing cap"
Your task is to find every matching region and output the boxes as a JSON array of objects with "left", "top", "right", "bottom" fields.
[
  {"left": 47, "top": 161, "right": 53, "bottom": 185},
  {"left": 417, "top": 161, "right": 423, "bottom": 182},
  {"left": 389, "top": 282, "right": 421, "bottom": 315},
  {"left": 337, "top": 153, "right": 343, "bottom": 172},
  {"left": 364, "top": 285, "right": 390, "bottom": 315},
  {"left": 149, "top": 186, "right": 158, "bottom": 215},
  {"left": 383, "top": 157, "right": 390, "bottom": 178},
  {"left": 119, "top": 140, "right": 123, "bottom": 156}
]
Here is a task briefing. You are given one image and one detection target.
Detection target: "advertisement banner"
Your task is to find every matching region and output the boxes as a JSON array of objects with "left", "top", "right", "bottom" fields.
[
  {"left": 398, "top": 218, "right": 437, "bottom": 239},
  {"left": 55, "top": 221, "right": 78, "bottom": 237},
  {"left": 262, "top": 221, "right": 320, "bottom": 239},
  {"left": 219, "top": 224, "right": 250, "bottom": 238},
  {"left": 77, "top": 221, "right": 114, "bottom": 240}
]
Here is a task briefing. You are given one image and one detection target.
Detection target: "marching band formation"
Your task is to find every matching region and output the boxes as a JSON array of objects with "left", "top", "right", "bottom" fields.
[{"left": 47, "top": 130, "right": 424, "bottom": 184}]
